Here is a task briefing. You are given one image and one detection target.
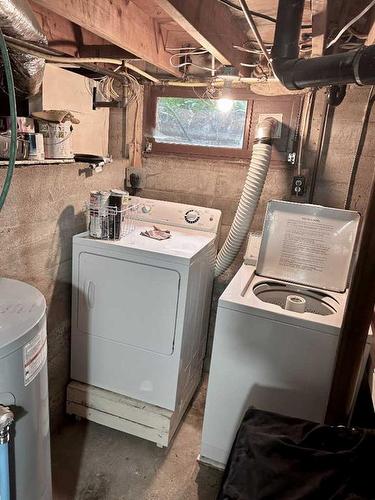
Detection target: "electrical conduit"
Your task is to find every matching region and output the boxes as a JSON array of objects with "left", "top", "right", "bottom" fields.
[
  {"left": 0, "top": 28, "right": 17, "bottom": 211},
  {"left": 215, "top": 118, "right": 276, "bottom": 277}
]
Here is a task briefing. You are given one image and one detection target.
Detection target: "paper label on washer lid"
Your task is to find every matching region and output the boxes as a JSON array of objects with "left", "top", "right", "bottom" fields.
[
  {"left": 256, "top": 201, "right": 360, "bottom": 292},
  {"left": 23, "top": 323, "right": 47, "bottom": 386}
]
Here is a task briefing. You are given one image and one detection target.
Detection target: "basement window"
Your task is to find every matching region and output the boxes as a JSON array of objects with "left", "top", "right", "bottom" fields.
[
  {"left": 154, "top": 97, "right": 248, "bottom": 149},
  {"left": 144, "top": 86, "right": 303, "bottom": 162}
]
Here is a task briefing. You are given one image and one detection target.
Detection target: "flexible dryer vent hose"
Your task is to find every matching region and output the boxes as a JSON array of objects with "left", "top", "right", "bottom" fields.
[{"left": 214, "top": 119, "right": 276, "bottom": 277}]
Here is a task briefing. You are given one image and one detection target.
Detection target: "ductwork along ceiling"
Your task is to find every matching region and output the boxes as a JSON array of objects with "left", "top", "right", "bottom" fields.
[{"left": 0, "top": 0, "right": 47, "bottom": 96}]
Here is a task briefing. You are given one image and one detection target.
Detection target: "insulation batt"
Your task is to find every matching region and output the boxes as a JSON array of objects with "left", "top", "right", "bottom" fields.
[{"left": 0, "top": 0, "right": 47, "bottom": 96}]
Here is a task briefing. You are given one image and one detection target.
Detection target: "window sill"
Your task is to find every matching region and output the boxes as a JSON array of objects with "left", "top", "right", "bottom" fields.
[{"left": 143, "top": 150, "right": 250, "bottom": 164}]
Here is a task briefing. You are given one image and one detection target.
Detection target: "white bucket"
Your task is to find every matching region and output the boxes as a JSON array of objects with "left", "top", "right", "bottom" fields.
[{"left": 38, "top": 121, "right": 74, "bottom": 159}]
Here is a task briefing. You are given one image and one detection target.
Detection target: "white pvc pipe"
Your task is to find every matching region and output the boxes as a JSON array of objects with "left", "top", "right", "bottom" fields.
[{"left": 214, "top": 141, "right": 272, "bottom": 277}]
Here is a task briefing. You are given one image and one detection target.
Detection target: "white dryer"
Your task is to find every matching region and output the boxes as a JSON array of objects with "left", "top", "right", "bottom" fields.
[
  {"left": 69, "top": 198, "right": 221, "bottom": 445},
  {"left": 201, "top": 201, "right": 360, "bottom": 469}
]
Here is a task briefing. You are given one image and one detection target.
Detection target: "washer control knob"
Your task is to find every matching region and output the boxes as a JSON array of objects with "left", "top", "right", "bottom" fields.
[
  {"left": 185, "top": 209, "right": 200, "bottom": 224},
  {"left": 142, "top": 205, "right": 152, "bottom": 214}
]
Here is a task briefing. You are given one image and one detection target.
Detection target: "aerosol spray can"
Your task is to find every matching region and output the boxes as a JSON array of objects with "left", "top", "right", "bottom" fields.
[
  {"left": 108, "top": 189, "right": 129, "bottom": 239},
  {"left": 89, "top": 191, "right": 110, "bottom": 238}
]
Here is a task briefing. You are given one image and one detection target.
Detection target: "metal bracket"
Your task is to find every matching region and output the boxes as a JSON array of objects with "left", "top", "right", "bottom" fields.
[
  {"left": 0, "top": 406, "right": 14, "bottom": 444},
  {"left": 92, "top": 87, "right": 125, "bottom": 110}
]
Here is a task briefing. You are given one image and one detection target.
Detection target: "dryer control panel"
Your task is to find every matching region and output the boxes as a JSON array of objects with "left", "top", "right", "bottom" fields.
[{"left": 135, "top": 198, "right": 222, "bottom": 234}]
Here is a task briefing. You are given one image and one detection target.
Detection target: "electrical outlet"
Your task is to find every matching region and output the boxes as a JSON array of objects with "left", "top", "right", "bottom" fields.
[
  {"left": 291, "top": 175, "right": 306, "bottom": 196},
  {"left": 126, "top": 167, "right": 145, "bottom": 189},
  {"left": 258, "top": 113, "right": 283, "bottom": 138}
]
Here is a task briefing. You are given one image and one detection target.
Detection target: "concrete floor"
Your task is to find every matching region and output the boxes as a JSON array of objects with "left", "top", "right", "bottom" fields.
[{"left": 52, "top": 382, "right": 222, "bottom": 500}]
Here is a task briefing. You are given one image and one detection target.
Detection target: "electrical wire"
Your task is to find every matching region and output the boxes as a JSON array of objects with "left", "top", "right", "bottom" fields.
[
  {"left": 166, "top": 46, "right": 205, "bottom": 51},
  {"left": 169, "top": 49, "right": 208, "bottom": 60},
  {"left": 0, "top": 28, "right": 17, "bottom": 211},
  {"left": 348, "top": 27, "right": 368, "bottom": 39},
  {"left": 238, "top": 0, "right": 273, "bottom": 71},
  {"left": 326, "top": 0, "right": 375, "bottom": 49},
  {"left": 217, "top": 0, "right": 312, "bottom": 28},
  {"left": 99, "top": 67, "right": 141, "bottom": 105},
  {"left": 171, "top": 61, "right": 220, "bottom": 72},
  {"left": 169, "top": 48, "right": 217, "bottom": 73}
]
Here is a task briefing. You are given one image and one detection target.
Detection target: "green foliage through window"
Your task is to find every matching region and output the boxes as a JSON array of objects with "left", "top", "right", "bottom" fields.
[{"left": 154, "top": 97, "right": 248, "bottom": 149}]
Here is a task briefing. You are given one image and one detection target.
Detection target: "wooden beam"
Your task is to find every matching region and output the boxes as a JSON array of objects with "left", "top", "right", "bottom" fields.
[
  {"left": 31, "top": 1, "right": 79, "bottom": 56},
  {"left": 153, "top": 0, "right": 250, "bottom": 72},
  {"left": 31, "top": 1, "right": 120, "bottom": 57},
  {"left": 78, "top": 45, "right": 138, "bottom": 60},
  {"left": 311, "top": 0, "right": 328, "bottom": 56},
  {"left": 32, "top": 0, "right": 180, "bottom": 77},
  {"left": 366, "top": 21, "right": 375, "bottom": 45},
  {"left": 365, "top": 6, "right": 375, "bottom": 45}
]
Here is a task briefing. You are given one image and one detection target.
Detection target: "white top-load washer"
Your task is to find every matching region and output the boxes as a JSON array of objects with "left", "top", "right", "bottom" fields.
[
  {"left": 200, "top": 201, "right": 360, "bottom": 469},
  {"left": 70, "top": 198, "right": 221, "bottom": 419}
]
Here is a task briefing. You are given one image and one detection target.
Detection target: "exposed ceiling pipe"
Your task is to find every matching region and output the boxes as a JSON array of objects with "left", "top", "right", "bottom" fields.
[
  {"left": 271, "top": 0, "right": 375, "bottom": 90},
  {"left": 4, "top": 35, "right": 160, "bottom": 83}
]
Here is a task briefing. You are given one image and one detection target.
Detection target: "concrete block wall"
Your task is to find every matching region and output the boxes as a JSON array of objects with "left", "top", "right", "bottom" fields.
[
  {"left": 311, "top": 86, "right": 375, "bottom": 214},
  {"left": 0, "top": 160, "right": 125, "bottom": 429}
]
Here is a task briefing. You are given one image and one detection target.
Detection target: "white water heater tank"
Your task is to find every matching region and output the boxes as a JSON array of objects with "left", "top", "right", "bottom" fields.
[{"left": 0, "top": 278, "right": 52, "bottom": 499}]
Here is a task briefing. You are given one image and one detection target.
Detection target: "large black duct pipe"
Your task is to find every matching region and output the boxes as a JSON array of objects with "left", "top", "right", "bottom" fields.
[{"left": 271, "top": 0, "right": 375, "bottom": 90}]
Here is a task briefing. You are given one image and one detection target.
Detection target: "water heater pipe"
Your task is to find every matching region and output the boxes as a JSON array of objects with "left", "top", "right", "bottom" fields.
[{"left": 214, "top": 118, "right": 276, "bottom": 277}]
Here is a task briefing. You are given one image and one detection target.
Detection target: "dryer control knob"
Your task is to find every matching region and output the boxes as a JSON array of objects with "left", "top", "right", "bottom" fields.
[
  {"left": 185, "top": 209, "right": 200, "bottom": 224},
  {"left": 142, "top": 205, "right": 152, "bottom": 214}
]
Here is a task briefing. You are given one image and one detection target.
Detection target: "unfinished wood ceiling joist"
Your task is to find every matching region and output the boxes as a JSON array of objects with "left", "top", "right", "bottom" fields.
[
  {"left": 32, "top": 0, "right": 181, "bottom": 77},
  {"left": 366, "top": 22, "right": 375, "bottom": 45},
  {"left": 311, "top": 0, "right": 328, "bottom": 56},
  {"left": 153, "top": 0, "right": 250, "bottom": 72},
  {"left": 365, "top": 7, "right": 375, "bottom": 45},
  {"left": 30, "top": 0, "right": 81, "bottom": 56}
]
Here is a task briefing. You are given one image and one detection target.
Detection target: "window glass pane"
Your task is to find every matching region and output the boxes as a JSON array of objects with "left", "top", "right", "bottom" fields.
[{"left": 154, "top": 97, "right": 248, "bottom": 149}]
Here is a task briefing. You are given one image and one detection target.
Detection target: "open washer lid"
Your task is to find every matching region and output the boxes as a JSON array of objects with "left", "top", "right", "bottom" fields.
[{"left": 256, "top": 201, "right": 360, "bottom": 292}]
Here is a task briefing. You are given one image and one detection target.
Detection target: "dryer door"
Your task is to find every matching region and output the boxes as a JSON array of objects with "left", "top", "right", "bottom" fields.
[{"left": 77, "top": 252, "right": 180, "bottom": 355}]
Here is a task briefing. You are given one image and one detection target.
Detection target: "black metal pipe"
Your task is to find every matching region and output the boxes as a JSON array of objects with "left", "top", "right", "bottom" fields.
[
  {"left": 327, "top": 85, "right": 347, "bottom": 106},
  {"left": 274, "top": 49, "right": 371, "bottom": 89},
  {"left": 271, "top": 0, "right": 375, "bottom": 90},
  {"left": 272, "top": 0, "right": 304, "bottom": 60}
]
